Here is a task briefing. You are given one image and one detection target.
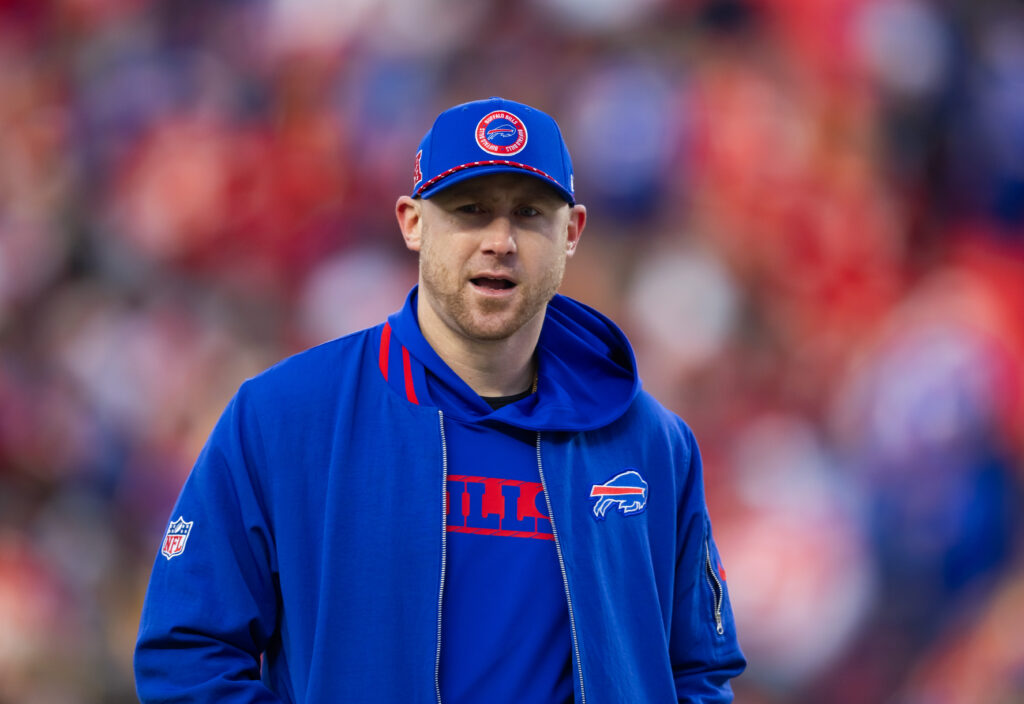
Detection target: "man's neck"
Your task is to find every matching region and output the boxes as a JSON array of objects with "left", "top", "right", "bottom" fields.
[
  {"left": 435, "top": 341, "right": 537, "bottom": 398},
  {"left": 417, "top": 302, "right": 541, "bottom": 398}
]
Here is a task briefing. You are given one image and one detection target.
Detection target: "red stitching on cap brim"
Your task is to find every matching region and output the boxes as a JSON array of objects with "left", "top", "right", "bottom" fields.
[{"left": 414, "top": 160, "right": 571, "bottom": 200}]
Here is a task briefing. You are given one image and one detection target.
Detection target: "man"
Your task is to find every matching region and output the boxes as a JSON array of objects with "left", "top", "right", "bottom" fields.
[{"left": 135, "top": 97, "right": 745, "bottom": 703}]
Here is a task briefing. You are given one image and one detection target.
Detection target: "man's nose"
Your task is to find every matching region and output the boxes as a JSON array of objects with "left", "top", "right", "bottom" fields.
[{"left": 480, "top": 216, "right": 517, "bottom": 256}]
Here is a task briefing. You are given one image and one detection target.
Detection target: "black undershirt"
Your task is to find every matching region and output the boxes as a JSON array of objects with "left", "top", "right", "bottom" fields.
[{"left": 481, "top": 388, "right": 533, "bottom": 410}]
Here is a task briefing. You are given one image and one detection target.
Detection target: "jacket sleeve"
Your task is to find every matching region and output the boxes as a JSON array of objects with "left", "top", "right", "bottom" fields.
[
  {"left": 669, "top": 425, "right": 746, "bottom": 702},
  {"left": 135, "top": 385, "right": 284, "bottom": 703}
]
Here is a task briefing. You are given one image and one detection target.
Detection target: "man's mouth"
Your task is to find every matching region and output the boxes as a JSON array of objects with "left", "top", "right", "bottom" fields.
[{"left": 470, "top": 277, "right": 516, "bottom": 290}]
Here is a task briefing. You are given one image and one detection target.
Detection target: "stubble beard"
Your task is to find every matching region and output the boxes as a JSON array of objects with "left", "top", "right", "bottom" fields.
[{"left": 419, "top": 244, "right": 565, "bottom": 343}]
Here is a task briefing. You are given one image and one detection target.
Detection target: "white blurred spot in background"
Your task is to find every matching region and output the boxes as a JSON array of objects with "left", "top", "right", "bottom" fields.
[
  {"left": 853, "top": 0, "right": 949, "bottom": 99},
  {"left": 298, "top": 246, "right": 413, "bottom": 344},
  {"left": 627, "top": 244, "right": 738, "bottom": 373},
  {"left": 268, "top": 0, "right": 489, "bottom": 56},
  {"left": 532, "top": 0, "right": 666, "bottom": 33}
]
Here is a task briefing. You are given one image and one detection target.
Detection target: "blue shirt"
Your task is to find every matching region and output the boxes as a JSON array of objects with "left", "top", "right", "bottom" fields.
[{"left": 439, "top": 415, "right": 573, "bottom": 703}]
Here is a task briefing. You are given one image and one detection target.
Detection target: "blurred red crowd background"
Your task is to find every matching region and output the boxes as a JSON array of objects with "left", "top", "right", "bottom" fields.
[{"left": 0, "top": 0, "right": 1022, "bottom": 702}]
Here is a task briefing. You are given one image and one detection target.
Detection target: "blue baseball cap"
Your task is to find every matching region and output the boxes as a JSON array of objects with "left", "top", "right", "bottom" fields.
[{"left": 411, "top": 97, "right": 575, "bottom": 205}]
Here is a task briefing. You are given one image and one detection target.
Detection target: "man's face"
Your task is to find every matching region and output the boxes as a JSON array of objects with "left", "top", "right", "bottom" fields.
[{"left": 397, "top": 172, "right": 585, "bottom": 346}]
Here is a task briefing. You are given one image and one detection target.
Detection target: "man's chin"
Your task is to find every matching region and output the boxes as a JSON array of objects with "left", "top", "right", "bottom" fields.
[
  {"left": 457, "top": 305, "right": 536, "bottom": 342},
  {"left": 459, "top": 318, "right": 520, "bottom": 341},
  {"left": 447, "top": 288, "right": 549, "bottom": 342}
]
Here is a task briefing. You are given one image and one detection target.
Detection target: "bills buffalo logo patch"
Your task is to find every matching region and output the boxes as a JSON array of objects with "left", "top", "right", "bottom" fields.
[
  {"left": 161, "top": 516, "right": 193, "bottom": 560},
  {"left": 476, "top": 110, "right": 527, "bottom": 155},
  {"left": 590, "top": 470, "right": 648, "bottom": 520}
]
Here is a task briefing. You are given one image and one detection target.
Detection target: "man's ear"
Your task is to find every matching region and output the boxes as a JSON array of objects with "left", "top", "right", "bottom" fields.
[
  {"left": 565, "top": 204, "right": 586, "bottom": 258},
  {"left": 396, "top": 196, "right": 423, "bottom": 252}
]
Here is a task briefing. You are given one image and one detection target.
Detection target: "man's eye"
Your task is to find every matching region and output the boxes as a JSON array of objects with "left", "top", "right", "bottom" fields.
[
  {"left": 456, "top": 204, "right": 484, "bottom": 214},
  {"left": 516, "top": 206, "right": 540, "bottom": 217}
]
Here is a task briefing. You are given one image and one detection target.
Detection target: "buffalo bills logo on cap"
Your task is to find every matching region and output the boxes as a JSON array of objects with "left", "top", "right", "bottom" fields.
[
  {"left": 476, "top": 110, "right": 527, "bottom": 155},
  {"left": 590, "top": 470, "right": 648, "bottom": 520}
]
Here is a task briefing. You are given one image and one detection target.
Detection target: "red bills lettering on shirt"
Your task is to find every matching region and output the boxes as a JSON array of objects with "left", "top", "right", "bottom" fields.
[{"left": 446, "top": 475, "right": 553, "bottom": 540}]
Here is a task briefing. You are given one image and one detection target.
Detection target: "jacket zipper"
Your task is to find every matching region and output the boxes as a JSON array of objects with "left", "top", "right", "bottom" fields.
[
  {"left": 435, "top": 410, "right": 449, "bottom": 704},
  {"left": 705, "top": 540, "right": 725, "bottom": 635},
  {"left": 535, "top": 433, "right": 587, "bottom": 704}
]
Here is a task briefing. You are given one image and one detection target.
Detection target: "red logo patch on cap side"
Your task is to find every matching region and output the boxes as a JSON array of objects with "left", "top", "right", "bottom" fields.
[
  {"left": 476, "top": 111, "right": 527, "bottom": 156},
  {"left": 413, "top": 150, "right": 423, "bottom": 188}
]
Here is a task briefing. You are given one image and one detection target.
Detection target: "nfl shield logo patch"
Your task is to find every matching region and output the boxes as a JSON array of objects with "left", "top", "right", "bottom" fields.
[{"left": 161, "top": 516, "right": 193, "bottom": 560}]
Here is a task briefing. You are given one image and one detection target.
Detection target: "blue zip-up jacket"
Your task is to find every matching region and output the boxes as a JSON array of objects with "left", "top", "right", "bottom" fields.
[{"left": 135, "top": 287, "right": 745, "bottom": 703}]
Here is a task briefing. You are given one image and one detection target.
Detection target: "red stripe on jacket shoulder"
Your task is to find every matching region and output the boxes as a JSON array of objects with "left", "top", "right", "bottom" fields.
[
  {"left": 402, "top": 346, "right": 419, "bottom": 405},
  {"left": 379, "top": 323, "right": 391, "bottom": 381}
]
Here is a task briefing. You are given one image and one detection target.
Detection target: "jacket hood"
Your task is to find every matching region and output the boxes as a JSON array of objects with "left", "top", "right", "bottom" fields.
[{"left": 385, "top": 286, "right": 640, "bottom": 432}]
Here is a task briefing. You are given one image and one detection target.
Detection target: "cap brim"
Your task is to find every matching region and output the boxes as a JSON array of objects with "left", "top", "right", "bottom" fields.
[{"left": 417, "top": 164, "right": 574, "bottom": 205}]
